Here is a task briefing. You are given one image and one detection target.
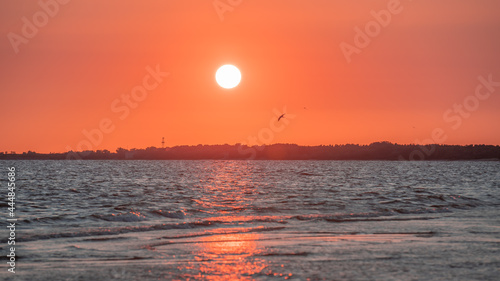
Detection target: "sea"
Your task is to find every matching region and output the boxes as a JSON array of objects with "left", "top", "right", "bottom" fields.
[{"left": 0, "top": 160, "right": 499, "bottom": 280}]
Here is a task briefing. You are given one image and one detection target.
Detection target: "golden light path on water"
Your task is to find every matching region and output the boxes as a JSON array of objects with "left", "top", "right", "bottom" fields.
[
  {"left": 172, "top": 161, "right": 407, "bottom": 280},
  {"left": 178, "top": 162, "right": 268, "bottom": 280},
  {"left": 188, "top": 232, "right": 266, "bottom": 280}
]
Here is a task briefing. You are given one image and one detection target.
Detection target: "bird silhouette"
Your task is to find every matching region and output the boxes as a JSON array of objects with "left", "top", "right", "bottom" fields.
[{"left": 278, "top": 113, "right": 285, "bottom": 122}]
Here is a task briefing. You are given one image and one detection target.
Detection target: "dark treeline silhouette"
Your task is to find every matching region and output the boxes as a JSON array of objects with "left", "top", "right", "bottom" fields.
[{"left": 1, "top": 142, "right": 500, "bottom": 160}]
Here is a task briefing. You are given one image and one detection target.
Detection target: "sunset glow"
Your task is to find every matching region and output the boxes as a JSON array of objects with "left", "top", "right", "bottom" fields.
[
  {"left": 3, "top": 2, "right": 499, "bottom": 279},
  {"left": 1, "top": 1, "right": 499, "bottom": 153}
]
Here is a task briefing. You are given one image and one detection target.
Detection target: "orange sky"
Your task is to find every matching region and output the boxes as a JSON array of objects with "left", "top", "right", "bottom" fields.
[{"left": 1, "top": 0, "right": 500, "bottom": 153}]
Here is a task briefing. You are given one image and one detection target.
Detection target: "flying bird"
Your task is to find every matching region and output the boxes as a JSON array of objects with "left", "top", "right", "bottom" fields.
[{"left": 278, "top": 113, "right": 285, "bottom": 122}]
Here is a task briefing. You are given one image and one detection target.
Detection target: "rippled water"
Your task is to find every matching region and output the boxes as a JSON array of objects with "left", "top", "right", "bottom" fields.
[{"left": 1, "top": 160, "right": 499, "bottom": 280}]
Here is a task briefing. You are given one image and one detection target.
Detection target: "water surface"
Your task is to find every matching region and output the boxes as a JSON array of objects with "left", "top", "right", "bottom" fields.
[{"left": 1, "top": 160, "right": 499, "bottom": 280}]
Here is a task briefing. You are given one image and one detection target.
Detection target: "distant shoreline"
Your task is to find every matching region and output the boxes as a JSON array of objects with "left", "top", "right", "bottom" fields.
[{"left": 1, "top": 143, "right": 499, "bottom": 161}]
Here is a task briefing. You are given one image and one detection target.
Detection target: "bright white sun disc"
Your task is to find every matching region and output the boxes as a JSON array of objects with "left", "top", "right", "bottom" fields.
[{"left": 216, "top": 65, "right": 241, "bottom": 89}]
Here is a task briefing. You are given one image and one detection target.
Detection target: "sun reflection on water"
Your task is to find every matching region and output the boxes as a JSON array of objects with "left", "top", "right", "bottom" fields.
[
  {"left": 191, "top": 161, "right": 257, "bottom": 215},
  {"left": 179, "top": 232, "right": 266, "bottom": 280},
  {"left": 180, "top": 162, "right": 268, "bottom": 280},
  {"left": 198, "top": 233, "right": 265, "bottom": 280}
]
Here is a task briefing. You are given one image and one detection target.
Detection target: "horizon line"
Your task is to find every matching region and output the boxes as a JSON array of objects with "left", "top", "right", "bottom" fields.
[{"left": 2, "top": 142, "right": 500, "bottom": 155}]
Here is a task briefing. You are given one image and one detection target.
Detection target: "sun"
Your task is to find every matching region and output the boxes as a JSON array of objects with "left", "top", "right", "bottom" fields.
[{"left": 216, "top": 65, "right": 241, "bottom": 89}]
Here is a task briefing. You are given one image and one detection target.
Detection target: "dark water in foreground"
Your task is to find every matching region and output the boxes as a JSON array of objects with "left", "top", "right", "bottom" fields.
[{"left": 1, "top": 160, "right": 499, "bottom": 280}]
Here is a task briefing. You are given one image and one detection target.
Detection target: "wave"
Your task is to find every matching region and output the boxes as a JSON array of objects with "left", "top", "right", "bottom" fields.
[
  {"left": 88, "top": 209, "right": 186, "bottom": 222},
  {"left": 291, "top": 208, "right": 443, "bottom": 223},
  {"left": 4, "top": 201, "right": 486, "bottom": 245},
  {"left": 9, "top": 222, "right": 194, "bottom": 243},
  {"left": 92, "top": 212, "right": 148, "bottom": 222},
  {"left": 298, "top": 172, "right": 322, "bottom": 176},
  {"left": 257, "top": 252, "right": 309, "bottom": 257},
  {"left": 4, "top": 218, "right": 287, "bottom": 244},
  {"left": 149, "top": 210, "right": 186, "bottom": 219}
]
